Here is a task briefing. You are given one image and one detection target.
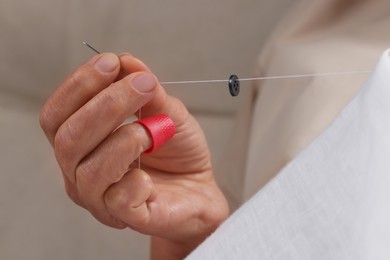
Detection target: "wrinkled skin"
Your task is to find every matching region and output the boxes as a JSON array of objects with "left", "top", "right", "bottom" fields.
[{"left": 39, "top": 53, "right": 229, "bottom": 259}]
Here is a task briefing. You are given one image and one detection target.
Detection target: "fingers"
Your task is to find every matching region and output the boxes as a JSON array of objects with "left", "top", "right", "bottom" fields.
[
  {"left": 118, "top": 53, "right": 185, "bottom": 119},
  {"left": 75, "top": 122, "right": 152, "bottom": 227},
  {"left": 40, "top": 53, "right": 121, "bottom": 145},
  {"left": 104, "top": 169, "right": 155, "bottom": 229},
  {"left": 54, "top": 72, "right": 158, "bottom": 184},
  {"left": 116, "top": 53, "right": 151, "bottom": 80},
  {"left": 39, "top": 52, "right": 173, "bottom": 229},
  {"left": 74, "top": 113, "right": 176, "bottom": 227},
  {"left": 40, "top": 52, "right": 204, "bottom": 233}
]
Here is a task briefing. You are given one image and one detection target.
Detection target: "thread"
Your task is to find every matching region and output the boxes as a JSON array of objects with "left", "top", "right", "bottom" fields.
[
  {"left": 160, "top": 70, "right": 372, "bottom": 85},
  {"left": 138, "top": 108, "right": 142, "bottom": 169},
  {"left": 82, "top": 42, "right": 371, "bottom": 85}
]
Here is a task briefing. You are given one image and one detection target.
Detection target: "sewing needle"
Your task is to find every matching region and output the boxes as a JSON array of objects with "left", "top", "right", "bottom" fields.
[{"left": 83, "top": 42, "right": 101, "bottom": 54}]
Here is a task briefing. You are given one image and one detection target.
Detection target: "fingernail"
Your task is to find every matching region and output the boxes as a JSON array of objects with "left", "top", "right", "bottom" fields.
[
  {"left": 95, "top": 53, "right": 118, "bottom": 73},
  {"left": 131, "top": 73, "right": 156, "bottom": 93}
]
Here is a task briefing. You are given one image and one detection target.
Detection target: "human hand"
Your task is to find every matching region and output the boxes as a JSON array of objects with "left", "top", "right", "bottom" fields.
[{"left": 39, "top": 53, "right": 229, "bottom": 259}]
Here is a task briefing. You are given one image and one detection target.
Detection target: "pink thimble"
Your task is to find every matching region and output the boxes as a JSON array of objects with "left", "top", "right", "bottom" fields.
[{"left": 136, "top": 114, "right": 176, "bottom": 153}]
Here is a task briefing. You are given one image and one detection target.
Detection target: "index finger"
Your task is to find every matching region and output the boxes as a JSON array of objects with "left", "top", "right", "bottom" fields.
[{"left": 39, "top": 53, "right": 120, "bottom": 145}]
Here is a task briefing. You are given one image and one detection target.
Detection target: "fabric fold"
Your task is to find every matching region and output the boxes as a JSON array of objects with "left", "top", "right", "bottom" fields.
[{"left": 188, "top": 49, "right": 390, "bottom": 260}]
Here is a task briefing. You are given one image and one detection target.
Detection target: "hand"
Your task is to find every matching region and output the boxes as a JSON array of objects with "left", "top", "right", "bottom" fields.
[{"left": 39, "top": 53, "right": 229, "bottom": 259}]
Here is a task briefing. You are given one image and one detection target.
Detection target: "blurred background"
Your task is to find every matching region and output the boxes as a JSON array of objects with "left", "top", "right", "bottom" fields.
[{"left": 0, "top": 0, "right": 294, "bottom": 259}]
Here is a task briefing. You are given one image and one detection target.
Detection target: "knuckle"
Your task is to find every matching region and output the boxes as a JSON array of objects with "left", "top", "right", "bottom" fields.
[
  {"left": 68, "top": 69, "right": 90, "bottom": 90},
  {"left": 64, "top": 179, "right": 84, "bottom": 207},
  {"left": 75, "top": 159, "right": 100, "bottom": 187},
  {"left": 64, "top": 181, "right": 74, "bottom": 199},
  {"left": 117, "top": 124, "right": 145, "bottom": 153},
  {"left": 54, "top": 123, "right": 77, "bottom": 164},
  {"left": 97, "top": 90, "right": 127, "bottom": 117},
  {"left": 39, "top": 104, "right": 57, "bottom": 136},
  {"left": 38, "top": 106, "right": 49, "bottom": 130},
  {"left": 106, "top": 187, "right": 129, "bottom": 213},
  {"left": 39, "top": 109, "right": 50, "bottom": 133},
  {"left": 105, "top": 176, "right": 152, "bottom": 228}
]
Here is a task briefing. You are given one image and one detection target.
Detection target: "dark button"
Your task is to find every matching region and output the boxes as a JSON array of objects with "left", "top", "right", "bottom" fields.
[{"left": 228, "top": 74, "right": 240, "bottom": 97}]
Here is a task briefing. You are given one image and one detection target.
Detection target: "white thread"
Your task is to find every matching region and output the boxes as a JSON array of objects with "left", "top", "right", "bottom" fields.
[
  {"left": 161, "top": 79, "right": 228, "bottom": 85},
  {"left": 82, "top": 42, "right": 372, "bottom": 85},
  {"left": 160, "top": 70, "right": 372, "bottom": 85},
  {"left": 138, "top": 108, "right": 142, "bottom": 169}
]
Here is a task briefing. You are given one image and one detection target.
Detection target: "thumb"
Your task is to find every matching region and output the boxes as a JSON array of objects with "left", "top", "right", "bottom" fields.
[{"left": 118, "top": 53, "right": 189, "bottom": 124}]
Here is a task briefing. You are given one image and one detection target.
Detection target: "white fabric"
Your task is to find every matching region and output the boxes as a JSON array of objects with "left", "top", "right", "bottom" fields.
[{"left": 188, "top": 50, "right": 390, "bottom": 259}]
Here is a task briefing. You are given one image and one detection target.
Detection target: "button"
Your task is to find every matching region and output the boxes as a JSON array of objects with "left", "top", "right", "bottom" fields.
[{"left": 228, "top": 74, "right": 240, "bottom": 96}]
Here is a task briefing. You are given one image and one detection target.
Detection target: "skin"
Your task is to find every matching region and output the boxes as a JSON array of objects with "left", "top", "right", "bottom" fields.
[{"left": 39, "top": 52, "right": 229, "bottom": 259}]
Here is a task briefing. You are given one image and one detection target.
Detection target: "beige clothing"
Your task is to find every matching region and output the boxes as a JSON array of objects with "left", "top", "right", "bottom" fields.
[
  {"left": 189, "top": 49, "right": 390, "bottom": 259},
  {"left": 217, "top": 0, "right": 390, "bottom": 210}
]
